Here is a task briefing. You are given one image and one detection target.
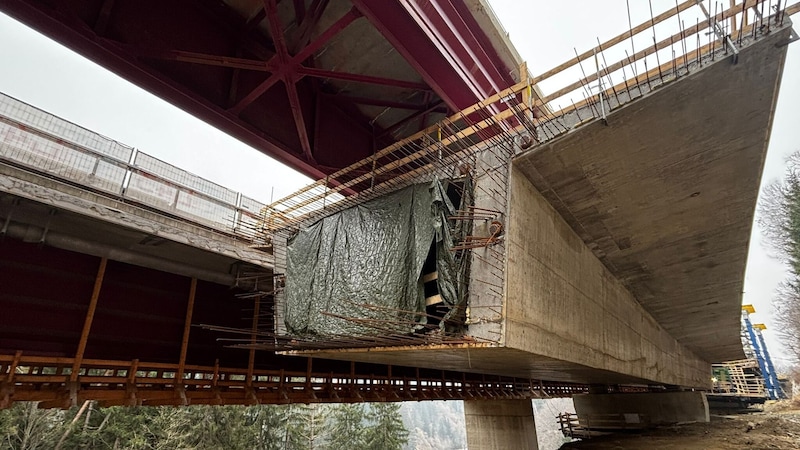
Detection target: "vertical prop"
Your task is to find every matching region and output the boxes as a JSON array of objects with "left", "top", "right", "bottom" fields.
[
  {"left": 176, "top": 278, "right": 197, "bottom": 384},
  {"left": 71, "top": 257, "right": 107, "bottom": 382}
]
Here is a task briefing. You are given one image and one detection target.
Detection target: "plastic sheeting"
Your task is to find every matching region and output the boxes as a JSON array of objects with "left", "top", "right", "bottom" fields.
[{"left": 284, "top": 180, "right": 460, "bottom": 336}]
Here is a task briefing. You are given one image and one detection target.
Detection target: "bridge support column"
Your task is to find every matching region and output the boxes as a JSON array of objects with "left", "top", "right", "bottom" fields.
[
  {"left": 464, "top": 399, "right": 538, "bottom": 450},
  {"left": 573, "top": 391, "right": 709, "bottom": 426}
]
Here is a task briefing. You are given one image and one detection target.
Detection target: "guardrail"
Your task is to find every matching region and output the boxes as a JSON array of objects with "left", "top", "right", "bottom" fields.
[
  {"left": 558, "top": 412, "right": 651, "bottom": 439},
  {"left": 0, "top": 352, "right": 588, "bottom": 408},
  {"left": 0, "top": 92, "right": 269, "bottom": 244}
]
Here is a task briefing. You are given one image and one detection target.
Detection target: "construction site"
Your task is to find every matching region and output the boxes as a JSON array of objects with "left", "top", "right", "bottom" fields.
[{"left": 0, "top": 0, "right": 799, "bottom": 448}]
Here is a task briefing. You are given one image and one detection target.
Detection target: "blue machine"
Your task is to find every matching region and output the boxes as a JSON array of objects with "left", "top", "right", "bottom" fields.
[{"left": 741, "top": 305, "right": 785, "bottom": 400}]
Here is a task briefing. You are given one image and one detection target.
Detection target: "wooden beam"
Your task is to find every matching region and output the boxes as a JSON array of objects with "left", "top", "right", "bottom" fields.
[
  {"left": 71, "top": 257, "right": 107, "bottom": 382},
  {"left": 175, "top": 278, "right": 197, "bottom": 384},
  {"left": 538, "top": 0, "right": 764, "bottom": 105},
  {"left": 265, "top": 0, "right": 778, "bottom": 222},
  {"left": 532, "top": 0, "right": 696, "bottom": 84},
  {"left": 6, "top": 350, "right": 21, "bottom": 383},
  {"left": 277, "top": 105, "right": 517, "bottom": 216},
  {"left": 247, "top": 296, "right": 261, "bottom": 386}
]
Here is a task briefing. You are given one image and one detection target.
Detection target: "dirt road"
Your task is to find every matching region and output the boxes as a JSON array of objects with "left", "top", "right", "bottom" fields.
[{"left": 560, "top": 403, "right": 800, "bottom": 449}]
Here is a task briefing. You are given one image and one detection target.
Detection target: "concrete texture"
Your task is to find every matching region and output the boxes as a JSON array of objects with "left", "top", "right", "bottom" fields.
[
  {"left": 504, "top": 167, "right": 709, "bottom": 387},
  {"left": 513, "top": 27, "right": 790, "bottom": 364},
  {"left": 304, "top": 29, "right": 789, "bottom": 387},
  {"left": 464, "top": 399, "right": 538, "bottom": 450},
  {"left": 466, "top": 145, "right": 511, "bottom": 343},
  {"left": 573, "top": 391, "right": 710, "bottom": 425},
  {"left": 0, "top": 162, "right": 272, "bottom": 285},
  {"left": 298, "top": 343, "right": 680, "bottom": 385}
]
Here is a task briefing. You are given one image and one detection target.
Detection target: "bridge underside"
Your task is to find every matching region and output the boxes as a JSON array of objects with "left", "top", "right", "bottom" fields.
[
  {"left": 304, "top": 26, "right": 791, "bottom": 388},
  {"left": 0, "top": 199, "right": 585, "bottom": 407},
  {"left": 514, "top": 26, "right": 790, "bottom": 364},
  {"left": 0, "top": 1, "right": 793, "bottom": 404},
  {"left": 0, "top": 0, "right": 519, "bottom": 179}
]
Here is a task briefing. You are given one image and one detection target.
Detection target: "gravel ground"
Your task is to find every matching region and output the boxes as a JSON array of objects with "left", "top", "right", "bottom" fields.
[{"left": 560, "top": 401, "right": 800, "bottom": 449}]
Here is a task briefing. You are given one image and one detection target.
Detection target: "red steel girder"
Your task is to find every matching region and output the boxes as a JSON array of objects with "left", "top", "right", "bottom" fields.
[
  {"left": 402, "top": 0, "right": 511, "bottom": 98},
  {"left": 350, "top": 0, "right": 516, "bottom": 111},
  {"left": 134, "top": 48, "right": 271, "bottom": 72},
  {"left": 291, "top": 0, "right": 331, "bottom": 53},
  {"left": 0, "top": 0, "right": 336, "bottom": 180},
  {"left": 0, "top": 0, "right": 517, "bottom": 182},
  {"left": 292, "top": 0, "right": 306, "bottom": 25},
  {"left": 322, "top": 93, "right": 443, "bottom": 111},
  {"left": 229, "top": 6, "right": 362, "bottom": 114},
  {"left": 263, "top": 0, "right": 313, "bottom": 162},
  {"left": 295, "top": 67, "right": 430, "bottom": 90}
]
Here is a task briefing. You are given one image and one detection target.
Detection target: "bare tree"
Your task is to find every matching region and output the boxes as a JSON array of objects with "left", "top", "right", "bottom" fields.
[{"left": 758, "top": 151, "right": 800, "bottom": 363}]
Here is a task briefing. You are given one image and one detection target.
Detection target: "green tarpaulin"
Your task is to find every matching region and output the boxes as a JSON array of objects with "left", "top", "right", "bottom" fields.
[{"left": 284, "top": 180, "right": 461, "bottom": 336}]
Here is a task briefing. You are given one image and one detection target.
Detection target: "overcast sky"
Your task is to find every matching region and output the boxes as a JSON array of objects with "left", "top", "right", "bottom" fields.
[{"left": 0, "top": 1, "right": 797, "bottom": 365}]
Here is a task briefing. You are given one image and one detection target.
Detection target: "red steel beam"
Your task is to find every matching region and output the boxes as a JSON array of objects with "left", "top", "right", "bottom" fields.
[
  {"left": 263, "top": 0, "right": 313, "bottom": 161},
  {"left": 230, "top": 7, "right": 362, "bottom": 114},
  {"left": 296, "top": 67, "right": 430, "bottom": 90},
  {"left": 322, "top": 93, "right": 442, "bottom": 111},
  {"left": 0, "top": 1, "right": 335, "bottom": 180},
  {"left": 350, "top": 0, "right": 515, "bottom": 110},
  {"left": 401, "top": 0, "right": 510, "bottom": 99},
  {"left": 291, "top": 0, "right": 331, "bottom": 54},
  {"left": 134, "top": 48, "right": 272, "bottom": 71},
  {"left": 284, "top": 79, "right": 313, "bottom": 162}
]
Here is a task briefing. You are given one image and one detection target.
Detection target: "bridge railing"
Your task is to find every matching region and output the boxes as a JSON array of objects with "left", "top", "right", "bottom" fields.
[
  {"left": 0, "top": 352, "right": 588, "bottom": 408},
  {"left": 0, "top": 92, "right": 269, "bottom": 244}
]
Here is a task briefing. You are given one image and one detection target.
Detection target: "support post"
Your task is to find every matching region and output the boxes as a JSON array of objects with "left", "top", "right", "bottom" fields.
[
  {"left": 71, "top": 257, "right": 108, "bottom": 382},
  {"left": 175, "top": 278, "right": 197, "bottom": 384},
  {"left": 247, "top": 295, "right": 261, "bottom": 386},
  {"left": 520, "top": 62, "right": 532, "bottom": 122},
  {"left": 464, "top": 399, "right": 538, "bottom": 450}
]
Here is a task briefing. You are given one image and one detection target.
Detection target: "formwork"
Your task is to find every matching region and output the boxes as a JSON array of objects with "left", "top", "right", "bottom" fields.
[{"left": 209, "top": 1, "right": 799, "bottom": 388}]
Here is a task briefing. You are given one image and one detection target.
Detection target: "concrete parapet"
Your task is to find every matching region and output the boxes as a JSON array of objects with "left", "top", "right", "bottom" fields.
[
  {"left": 464, "top": 399, "right": 538, "bottom": 450},
  {"left": 573, "top": 391, "right": 710, "bottom": 425}
]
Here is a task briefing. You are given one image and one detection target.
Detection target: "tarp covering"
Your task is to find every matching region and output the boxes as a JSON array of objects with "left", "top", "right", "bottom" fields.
[{"left": 284, "top": 180, "right": 459, "bottom": 336}]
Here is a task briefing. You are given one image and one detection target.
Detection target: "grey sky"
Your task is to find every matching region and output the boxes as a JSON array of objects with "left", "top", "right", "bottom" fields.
[{"left": 0, "top": 1, "right": 797, "bottom": 365}]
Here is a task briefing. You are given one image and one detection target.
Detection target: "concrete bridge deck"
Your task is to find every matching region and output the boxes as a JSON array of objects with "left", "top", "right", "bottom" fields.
[
  {"left": 302, "top": 23, "right": 793, "bottom": 388},
  {"left": 0, "top": 2, "right": 796, "bottom": 418}
]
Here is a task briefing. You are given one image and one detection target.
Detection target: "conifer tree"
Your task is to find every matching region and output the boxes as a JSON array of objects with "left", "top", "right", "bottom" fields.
[
  {"left": 364, "top": 402, "right": 408, "bottom": 450},
  {"left": 324, "top": 403, "right": 367, "bottom": 449}
]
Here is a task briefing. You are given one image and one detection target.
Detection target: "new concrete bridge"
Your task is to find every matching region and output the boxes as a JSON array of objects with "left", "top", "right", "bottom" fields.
[{"left": 0, "top": 0, "right": 797, "bottom": 447}]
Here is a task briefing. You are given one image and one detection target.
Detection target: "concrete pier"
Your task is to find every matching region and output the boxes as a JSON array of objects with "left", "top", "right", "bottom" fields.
[
  {"left": 573, "top": 391, "right": 710, "bottom": 425},
  {"left": 464, "top": 399, "right": 538, "bottom": 450}
]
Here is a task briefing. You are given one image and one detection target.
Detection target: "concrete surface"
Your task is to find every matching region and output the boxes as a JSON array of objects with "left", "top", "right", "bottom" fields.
[
  {"left": 504, "top": 167, "right": 709, "bottom": 387},
  {"left": 0, "top": 162, "right": 272, "bottom": 285},
  {"left": 303, "top": 28, "right": 789, "bottom": 387},
  {"left": 464, "top": 399, "right": 538, "bottom": 450},
  {"left": 573, "top": 391, "right": 710, "bottom": 425},
  {"left": 513, "top": 27, "right": 791, "bottom": 364}
]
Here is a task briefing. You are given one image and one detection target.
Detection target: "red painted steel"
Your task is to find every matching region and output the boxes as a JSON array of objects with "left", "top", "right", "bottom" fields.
[
  {"left": 0, "top": 0, "right": 516, "bottom": 181},
  {"left": 350, "top": 0, "right": 515, "bottom": 110},
  {"left": 230, "top": 6, "right": 363, "bottom": 114}
]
